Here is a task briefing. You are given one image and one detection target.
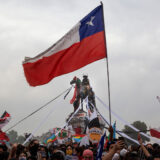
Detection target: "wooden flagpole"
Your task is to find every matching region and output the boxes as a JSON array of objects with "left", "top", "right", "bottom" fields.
[{"left": 101, "top": 1, "right": 112, "bottom": 126}]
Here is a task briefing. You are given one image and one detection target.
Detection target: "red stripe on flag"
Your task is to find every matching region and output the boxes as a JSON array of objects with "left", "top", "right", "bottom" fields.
[
  {"left": 23, "top": 31, "right": 106, "bottom": 86},
  {"left": 0, "top": 131, "right": 9, "bottom": 142},
  {"left": 150, "top": 129, "right": 160, "bottom": 139}
]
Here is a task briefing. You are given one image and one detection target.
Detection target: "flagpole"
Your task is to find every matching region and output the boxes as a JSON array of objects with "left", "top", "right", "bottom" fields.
[{"left": 101, "top": 1, "right": 112, "bottom": 126}]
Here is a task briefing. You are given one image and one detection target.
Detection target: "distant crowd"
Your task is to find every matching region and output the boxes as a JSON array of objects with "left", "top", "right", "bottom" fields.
[{"left": 0, "top": 133, "right": 160, "bottom": 160}]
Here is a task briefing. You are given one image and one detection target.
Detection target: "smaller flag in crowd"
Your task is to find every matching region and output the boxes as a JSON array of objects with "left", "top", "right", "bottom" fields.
[
  {"left": 0, "top": 130, "right": 9, "bottom": 144},
  {"left": 72, "top": 134, "right": 85, "bottom": 143},
  {"left": 80, "top": 135, "right": 90, "bottom": 147},
  {"left": 86, "top": 101, "right": 100, "bottom": 129},
  {"left": 96, "top": 132, "right": 106, "bottom": 160},
  {"left": 51, "top": 128, "right": 68, "bottom": 139},
  {"left": 150, "top": 128, "right": 160, "bottom": 139},
  {"left": 112, "top": 121, "right": 116, "bottom": 139},
  {"left": 0, "top": 111, "right": 11, "bottom": 129},
  {"left": 44, "top": 133, "right": 57, "bottom": 144}
]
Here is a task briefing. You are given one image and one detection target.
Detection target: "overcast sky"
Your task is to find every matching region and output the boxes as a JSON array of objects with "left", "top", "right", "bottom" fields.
[{"left": 0, "top": 0, "right": 160, "bottom": 136}]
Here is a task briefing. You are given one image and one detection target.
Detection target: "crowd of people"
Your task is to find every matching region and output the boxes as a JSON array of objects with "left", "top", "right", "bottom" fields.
[{"left": 0, "top": 133, "right": 160, "bottom": 160}]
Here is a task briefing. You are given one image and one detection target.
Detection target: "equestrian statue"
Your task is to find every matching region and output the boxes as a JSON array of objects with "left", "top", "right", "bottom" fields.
[{"left": 70, "top": 75, "right": 96, "bottom": 112}]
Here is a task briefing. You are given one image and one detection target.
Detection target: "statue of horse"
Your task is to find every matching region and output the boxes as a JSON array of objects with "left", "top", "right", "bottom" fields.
[{"left": 70, "top": 75, "right": 96, "bottom": 112}]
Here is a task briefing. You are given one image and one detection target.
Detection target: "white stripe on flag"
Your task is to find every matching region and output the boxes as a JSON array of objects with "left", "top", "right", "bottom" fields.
[{"left": 23, "top": 23, "right": 80, "bottom": 63}]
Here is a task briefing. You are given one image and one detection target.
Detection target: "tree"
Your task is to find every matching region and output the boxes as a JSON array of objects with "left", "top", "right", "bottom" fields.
[
  {"left": 122, "top": 121, "right": 150, "bottom": 145},
  {"left": 7, "top": 130, "right": 18, "bottom": 143},
  {"left": 17, "top": 135, "right": 25, "bottom": 144},
  {"left": 7, "top": 130, "right": 25, "bottom": 144}
]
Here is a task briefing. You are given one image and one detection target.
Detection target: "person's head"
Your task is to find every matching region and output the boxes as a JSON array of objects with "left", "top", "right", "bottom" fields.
[
  {"left": 146, "top": 143, "right": 154, "bottom": 155},
  {"left": 27, "top": 156, "right": 37, "bottom": 160},
  {"left": 0, "top": 144, "right": 5, "bottom": 159},
  {"left": 0, "top": 143, "right": 9, "bottom": 159},
  {"left": 82, "top": 149, "right": 93, "bottom": 160},
  {"left": 0, "top": 143, "right": 8, "bottom": 152},
  {"left": 38, "top": 145, "right": 48, "bottom": 159},
  {"left": 28, "top": 139, "right": 39, "bottom": 156},
  {"left": 50, "top": 150, "right": 65, "bottom": 160},
  {"left": 16, "top": 144, "right": 25, "bottom": 158},
  {"left": 124, "top": 151, "right": 139, "bottom": 160},
  {"left": 0, "top": 144, "right": 4, "bottom": 153},
  {"left": 146, "top": 143, "right": 153, "bottom": 149},
  {"left": 18, "top": 151, "right": 27, "bottom": 160},
  {"left": 72, "top": 147, "right": 78, "bottom": 156},
  {"left": 120, "top": 148, "right": 128, "bottom": 157},
  {"left": 102, "top": 151, "right": 107, "bottom": 159},
  {"left": 76, "top": 146, "right": 84, "bottom": 157},
  {"left": 153, "top": 143, "right": 159, "bottom": 150},
  {"left": 60, "top": 144, "right": 66, "bottom": 154},
  {"left": 66, "top": 145, "right": 72, "bottom": 155},
  {"left": 48, "top": 145, "right": 59, "bottom": 155},
  {"left": 83, "top": 75, "right": 88, "bottom": 79},
  {"left": 153, "top": 146, "right": 160, "bottom": 159},
  {"left": 112, "top": 153, "right": 120, "bottom": 160},
  {"left": 29, "top": 139, "right": 39, "bottom": 145}
]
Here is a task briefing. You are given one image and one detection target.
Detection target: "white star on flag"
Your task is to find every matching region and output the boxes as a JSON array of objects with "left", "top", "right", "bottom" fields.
[{"left": 86, "top": 16, "right": 95, "bottom": 26}]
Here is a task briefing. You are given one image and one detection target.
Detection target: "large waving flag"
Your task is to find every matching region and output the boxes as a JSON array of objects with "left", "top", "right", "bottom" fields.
[
  {"left": 23, "top": 5, "right": 106, "bottom": 86},
  {"left": 0, "top": 111, "right": 11, "bottom": 130}
]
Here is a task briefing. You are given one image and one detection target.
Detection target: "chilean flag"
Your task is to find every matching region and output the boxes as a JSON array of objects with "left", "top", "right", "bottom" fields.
[
  {"left": 0, "top": 130, "right": 9, "bottom": 143},
  {"left": 96, "top": 132, "right": 106, "bottom": 160},
  {"left": 23, "top": 5, "right": 106, "bottom": 86},
  {"left": 150, "top": 128, "right": 160, "bottom": 139},
  {"left": 0, "top": 111, "right": 11, "bottom": 130}
]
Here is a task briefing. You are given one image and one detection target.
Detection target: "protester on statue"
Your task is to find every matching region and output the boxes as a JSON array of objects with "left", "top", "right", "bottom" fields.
[
  {"left": 81, "top": 75, "right": 90, "bottom": 86},
  {"left": 88, "top": 87, "right": 96, "bottom": 109},
  {"left": 80, "top": 75, "right": 90, "bottom": 100}
]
